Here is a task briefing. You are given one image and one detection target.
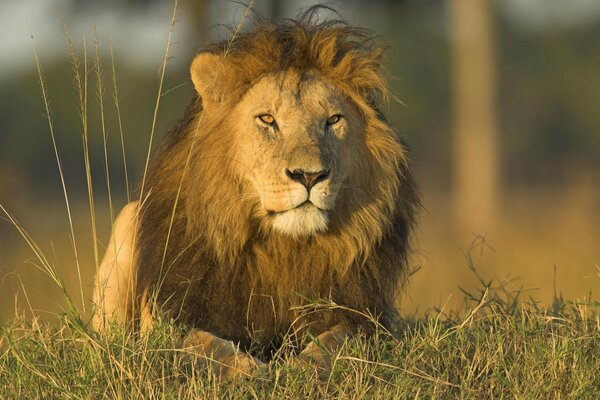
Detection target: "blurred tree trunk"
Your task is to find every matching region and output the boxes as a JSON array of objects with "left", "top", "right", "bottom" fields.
[
  {"left": 188, "top": 0, "right": 207, "bottom": 38},
  {"left": 269, "top": 0, "right": 283, "bottom": 19},
  {"left": 184, "top": 0, "right": 208, "bottom": 64},
  {"left": 448, "top": 0, "right": 499, "bottom": 239}
]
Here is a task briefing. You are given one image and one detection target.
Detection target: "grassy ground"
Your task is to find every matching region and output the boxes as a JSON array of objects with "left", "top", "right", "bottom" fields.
[{"left": 1, "top": 280, "right": 598, "bottom": 399}]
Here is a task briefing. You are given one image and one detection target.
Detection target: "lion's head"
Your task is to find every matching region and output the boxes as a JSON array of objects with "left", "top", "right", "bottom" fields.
[
  {"left": 177, "top": 14, "right": 414, "bottom": 248},
  {"left": 193, "top": 65, "right": 360, "bottom": 237}
]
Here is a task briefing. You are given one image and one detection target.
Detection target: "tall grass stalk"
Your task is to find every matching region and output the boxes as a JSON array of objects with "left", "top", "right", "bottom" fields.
[
  {"left": 137, "top": 0, "right": 179, "bottom": 205},
  {"left": 93, "top": 24, "right": 115, "bottom": 227},
  {"left": 63, "top": 23, "right": 101, "bottom": 274},
  {"left": 31, "top": 35, "right": 86, "bottom": 314},
  {"left": 109, "top": 35, "right": 131, "bottom": 203}
]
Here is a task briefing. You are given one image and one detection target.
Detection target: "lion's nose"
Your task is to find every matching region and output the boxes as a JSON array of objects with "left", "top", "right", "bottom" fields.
[{"left": 285, "top": 168, "right": 330, "bottom": 191}]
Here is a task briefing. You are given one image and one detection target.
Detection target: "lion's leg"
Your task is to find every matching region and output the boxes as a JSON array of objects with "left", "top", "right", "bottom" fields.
[
  {"left": 92, "top": 202, "right": 140, "bottom": 331},
  {"left": 182, "top": 330, "right": 267, "bottom": 379},
  {"left": 298, "top": 324, "right": 351, "bottom": 380}
]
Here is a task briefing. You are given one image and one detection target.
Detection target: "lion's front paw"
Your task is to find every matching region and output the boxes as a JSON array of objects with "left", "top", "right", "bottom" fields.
[
  {"left": 297, "top": 341, "right": 334, "bottom": 381},
  {"left": 182, "top": 330, "right": 267, "bottom": 379},
  {"left": 216, "top": 350, "right": 268, "bottom": 379},
  {"left": 295, "top": 325, "right": 350, "bottom": 381}
]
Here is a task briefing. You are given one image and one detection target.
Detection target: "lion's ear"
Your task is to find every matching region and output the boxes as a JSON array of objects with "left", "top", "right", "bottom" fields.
[{"left": 190, "top": 52, "right": 229, "bottom": 106}]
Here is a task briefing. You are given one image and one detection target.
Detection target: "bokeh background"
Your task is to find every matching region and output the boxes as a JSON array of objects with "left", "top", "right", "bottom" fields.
[{"left": 1, "top": 0, "right": 599, "bottom": 321}]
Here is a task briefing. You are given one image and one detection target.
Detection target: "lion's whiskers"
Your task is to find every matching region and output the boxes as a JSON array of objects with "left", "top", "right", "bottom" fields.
[{"left": 339, "top": 184, "right": 368, "bottom": 196}]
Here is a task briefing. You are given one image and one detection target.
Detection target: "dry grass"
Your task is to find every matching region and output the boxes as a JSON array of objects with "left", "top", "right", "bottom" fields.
[{"left": 1, "top": 275, "right": 599, "bottom": 398}]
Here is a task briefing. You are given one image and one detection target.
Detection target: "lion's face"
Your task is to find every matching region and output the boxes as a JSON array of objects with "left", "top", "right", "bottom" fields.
[{"left": 231, "top": 70, "right": 361, "bottom": 237}]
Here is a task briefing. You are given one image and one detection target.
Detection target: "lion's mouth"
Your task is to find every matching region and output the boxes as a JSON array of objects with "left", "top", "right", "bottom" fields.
[{"left": 266, "top": 201, "right": 328, "bottom": 216}]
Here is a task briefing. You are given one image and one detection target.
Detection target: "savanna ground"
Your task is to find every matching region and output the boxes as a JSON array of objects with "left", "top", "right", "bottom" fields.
[
  {"left": 1, "top": 4, "right": 600, "bottom": 399},
  {"left": 1, "top": 269, "right": 599, "bottom": 398}
]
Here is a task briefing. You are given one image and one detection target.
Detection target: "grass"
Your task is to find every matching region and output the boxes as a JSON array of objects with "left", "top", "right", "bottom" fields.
[{"left": 0, "top": 280, "right": 599, "bottom": 399}]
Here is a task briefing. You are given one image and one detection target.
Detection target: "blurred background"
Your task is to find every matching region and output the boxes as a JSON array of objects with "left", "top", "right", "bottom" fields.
[{"left": 0, "top": 0, "right": 599, "bottom": 321}]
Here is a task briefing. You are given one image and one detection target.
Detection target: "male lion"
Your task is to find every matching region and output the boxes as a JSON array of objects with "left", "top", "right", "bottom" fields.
[{"left": 93, "top": 9, "right": 418, "bottom": 378}]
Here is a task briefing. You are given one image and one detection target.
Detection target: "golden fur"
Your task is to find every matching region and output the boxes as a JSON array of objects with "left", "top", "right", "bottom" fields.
[{"left": 93, "top": 7, "right": 418, "bottom": 376}]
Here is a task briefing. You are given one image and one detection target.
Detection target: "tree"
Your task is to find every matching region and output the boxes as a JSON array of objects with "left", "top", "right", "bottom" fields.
[{"left": 448, "top": 0, "right": 500, "bottom": 238}]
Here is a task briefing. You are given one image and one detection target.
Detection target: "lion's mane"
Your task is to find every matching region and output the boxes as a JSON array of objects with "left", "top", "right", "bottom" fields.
[{"left": 136, "top": 8, "right": 418, "bottom": 348}]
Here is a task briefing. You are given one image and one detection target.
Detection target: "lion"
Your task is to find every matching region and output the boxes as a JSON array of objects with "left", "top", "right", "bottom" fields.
[{"left": 93, "top": 9, "right": 418, "bottom": 379}]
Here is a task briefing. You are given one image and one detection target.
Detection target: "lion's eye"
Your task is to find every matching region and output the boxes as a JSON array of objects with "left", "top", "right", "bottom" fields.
[
  {"left": 326, "top": 114, "right": 342, "bottom": 125},
  {"left": 258, "top": 114, "right": 276, "bottom": 126}
]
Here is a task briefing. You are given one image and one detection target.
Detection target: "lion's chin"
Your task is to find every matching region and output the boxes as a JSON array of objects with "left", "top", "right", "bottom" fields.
[{"left": 270, "top": 204, "right": 329, "bottom": 238}]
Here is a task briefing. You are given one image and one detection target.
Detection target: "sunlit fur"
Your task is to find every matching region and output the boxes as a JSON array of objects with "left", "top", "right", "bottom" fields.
[{"left": 125, "top": 8, "right": 418, "bottom": 350}]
